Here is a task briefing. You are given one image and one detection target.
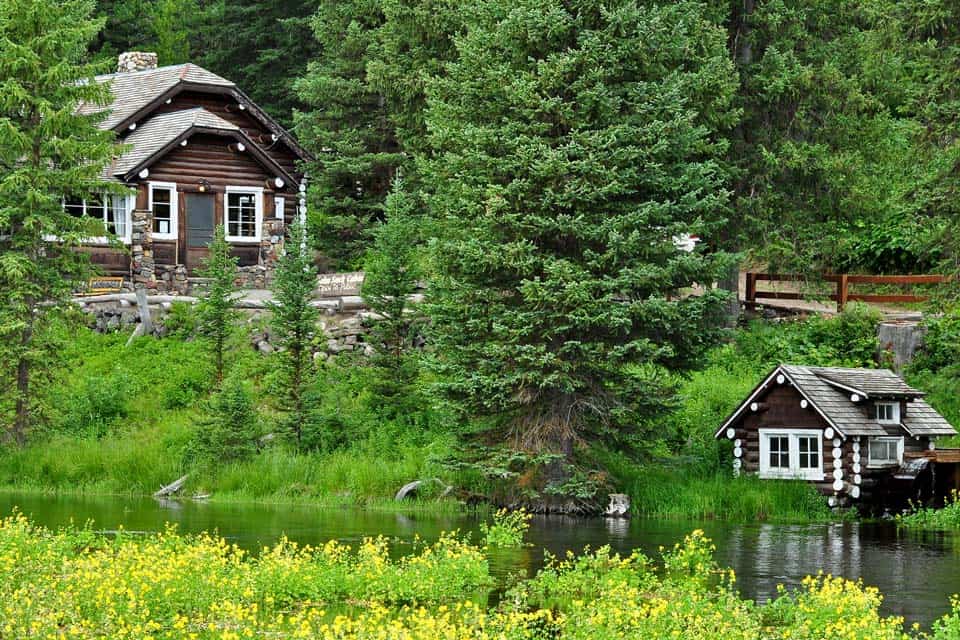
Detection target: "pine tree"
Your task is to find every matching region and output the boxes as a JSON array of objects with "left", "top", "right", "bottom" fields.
[
  {"left": 196, "top": 225, "right": 237, "bottom": 385},
  {"left": 294, "top": 0, "right": 404, "bottom": 269},
  {"left": 0, "top": 0, "right": 120, "bottom": 443},
  {"left": 194, "top": 378, "right": 259, "bottom": 464},
  {"left": 361, "top": 180, "right": 422, "bottom": 410},
  {"left": 267, "top": 219, "right": 318, "bottom": 444},
  {"left": 198, "top": 0, "right": 318, "bottom": 127},
  {"left": 422, "top": 0, "right": 739, "bottom": 454}
]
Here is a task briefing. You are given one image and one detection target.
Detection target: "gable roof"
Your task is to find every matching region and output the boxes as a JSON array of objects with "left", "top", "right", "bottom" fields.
[
  {"left": 105, "top": 107, "right": 297, "bottom": 187},
  {"left": 110, "top": 108, "right": 238, "bottom": 176},
  {"left": 79, "top": 64, "right": 234, "bottom": 130},
  {"left": 78, "top": 63, "right": 310, "bottom": 162},
  {"left": 715, "top": 364, "right": 956, "bottom": 440}
]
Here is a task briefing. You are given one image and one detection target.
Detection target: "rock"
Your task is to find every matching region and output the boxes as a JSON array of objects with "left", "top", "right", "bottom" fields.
[
  {"left": 605, "top": 493, "right": 631, "bottom": 517},
  {"left": 257, "top": 340, "right": 274, "bottom": 354}
]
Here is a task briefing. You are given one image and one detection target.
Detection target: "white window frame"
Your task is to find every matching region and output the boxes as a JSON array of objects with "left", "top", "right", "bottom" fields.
[
  {"left": 876, "top": 401, "right": 901, "bottom": 425},
  {"left": 759, "top": 428, "right": 824, "bottom": 481},
  {"left": 61, "top": 193, "right": 134, "bottom": 244},
  {"left": 224, "top": 186, "right": 263, "bottom": 243},
  {"left": 148, "top": 181, "right": 179, "bottom": 240},
  {"left": 274, "top": 196, "right": 285, "bottom": 220},
  {"left": 867, "top": 436, "right": 904, "bottom": 468}
]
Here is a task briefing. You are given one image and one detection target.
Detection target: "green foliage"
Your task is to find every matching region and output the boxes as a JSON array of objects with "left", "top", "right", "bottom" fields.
[
  {"left": 160, "top": 301, "right": 198, "bottom": 339},
  {"left": 896, "top": 491, "right": 960, "bottom": 529},
  {"left": 53, "top": 369, "right": 134, "bottom": 437},
  {"left": 0, "top": 0, "right": 120, "bottom": 442},
  {"left": 422, "top": 0, "right": 739, "bottom": 453},
  {"left": 361, "top": 180, "right": 424, "bottom": 414},
  {"left": 189, "top": 378, "right": 260, "bottom": 466},
  {"left": 267, "top": 219, "right": 319, "bottom": 445},
  {"left": 294, "top": 0, "right": 403, "bottom": 269},
  {"left": 195, "top": 225, "right": 237, "bottom": 385},
  {"left": 912, "top": 309, "right": 960, "bottom": 373},
  {"left": 480, "top": 508, "right": 530, "bottom": 548}
]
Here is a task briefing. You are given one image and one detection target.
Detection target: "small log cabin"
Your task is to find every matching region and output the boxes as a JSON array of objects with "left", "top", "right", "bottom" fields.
[
  {"left": 73, "top": 51, "right": 311, "bottom": 292},
  {"left": 715, "top": 365, "right": 957, "bottom": 507}
]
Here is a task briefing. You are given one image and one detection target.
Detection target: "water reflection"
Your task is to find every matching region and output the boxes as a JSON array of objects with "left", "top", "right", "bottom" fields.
[{"left": 2, "top": 492, "right": 960, "bottom": 627}]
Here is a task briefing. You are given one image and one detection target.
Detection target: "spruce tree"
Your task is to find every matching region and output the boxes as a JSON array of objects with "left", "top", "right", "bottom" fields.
[
  {"left": 294, "top": 0, "right": 404, "bottom": 269},
  {"left": 196, "top": 225, "right": 237, "bottom": 385},
  {"left": 194, "top": 378, "right": 259, "bottom": 464},
  {"left": 267, "top": 219, "right": 318, "bottom": 444},
  {"left": 361, "top": 180, "right": 422, "bottom": 410},
  {"left": 0, "top": 0, "right": 119, "bottom": 443},
  {"left": 423, "top": 0, "right": 739, "bottom": 454}
]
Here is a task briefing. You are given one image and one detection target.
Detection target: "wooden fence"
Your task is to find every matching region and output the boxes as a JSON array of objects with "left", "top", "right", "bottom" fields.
[{"left": 744, "top": 273, "right": 951, "bottom": 312}]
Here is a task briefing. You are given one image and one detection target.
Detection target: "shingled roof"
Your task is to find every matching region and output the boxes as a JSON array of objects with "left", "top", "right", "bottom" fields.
[
  {"left": 716, "top": 364, "right": 957, "bottom": 440},
  {"left": 109, "top": 108, "right": 238, "bottom": 177},
  {"left": 78, "top": 64, "right": 234, "bottom": 130}
]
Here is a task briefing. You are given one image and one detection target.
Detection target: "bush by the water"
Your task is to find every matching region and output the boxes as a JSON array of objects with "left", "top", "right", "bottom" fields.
[{"left": 3, "top": 513, "right": 956, "bottom": 639}]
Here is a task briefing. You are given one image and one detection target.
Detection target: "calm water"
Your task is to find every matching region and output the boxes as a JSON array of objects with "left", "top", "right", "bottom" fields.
[{"left": 2, "top": 492, "right": 959, "bottom": 627}]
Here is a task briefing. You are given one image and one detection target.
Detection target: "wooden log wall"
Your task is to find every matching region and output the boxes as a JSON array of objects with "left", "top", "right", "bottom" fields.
[{"left": 156, "top": 91, "right": 298, "bottom": 177}]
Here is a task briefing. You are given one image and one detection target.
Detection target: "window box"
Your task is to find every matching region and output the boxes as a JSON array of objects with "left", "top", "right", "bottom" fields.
[{"left": 759, "top": 429, "right": 825, "bottom": 481}]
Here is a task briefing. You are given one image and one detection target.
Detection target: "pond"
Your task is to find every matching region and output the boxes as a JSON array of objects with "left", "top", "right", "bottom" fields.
[{"left": 2, "top": 491, "right": 958, "bottom": 628}]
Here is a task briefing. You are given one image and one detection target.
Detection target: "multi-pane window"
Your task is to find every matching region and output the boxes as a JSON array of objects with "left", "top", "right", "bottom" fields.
[
  {"left": 798, "top": 435, "right": 820, "bottom": 470},
  {"left": 769, "top": 436, "right": 789, "bottom": 470},
  {"left": 876, "top": 402, "right": 900, "bottom": 424},
  {"left": 227, "top": 191, "right": 258, "bottom": 239},
  {"left": 152, "top": 187, "right": 173, "bottom": 235},
  {"left": 63, "top": 194, "right": 131, "bottom": 240},
  {"left": 759, "top": 429, "right": 824, "bottom": 480},
  {"left": 868, "top": 437, "right": 902, "bottom": 467}
]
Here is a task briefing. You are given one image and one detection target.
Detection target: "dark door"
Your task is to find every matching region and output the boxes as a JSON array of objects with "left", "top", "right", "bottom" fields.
[{"left": 185, "top": 193, "right": 215, "bottom": 271}]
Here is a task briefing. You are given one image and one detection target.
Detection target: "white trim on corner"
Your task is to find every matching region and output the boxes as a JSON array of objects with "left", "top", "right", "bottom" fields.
[
  {"left": 148, "top": 181, "right": 179, "bottom": 240},
  {"left": 758, "top": 428, "right": 825, "bottom": 481},
  {"left": 224, "top": 185, "right": 263, "bottom": 243}
]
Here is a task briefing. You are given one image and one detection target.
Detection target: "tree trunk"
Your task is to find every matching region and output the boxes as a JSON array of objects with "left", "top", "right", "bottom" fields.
[{"left": 12, "top": 320, "right": 33, "bottom": 446}]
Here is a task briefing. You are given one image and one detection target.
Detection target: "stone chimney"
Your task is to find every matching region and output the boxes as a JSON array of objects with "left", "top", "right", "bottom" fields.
[{"left": 117, "top": 51, "right": 159, "bottom": 73}]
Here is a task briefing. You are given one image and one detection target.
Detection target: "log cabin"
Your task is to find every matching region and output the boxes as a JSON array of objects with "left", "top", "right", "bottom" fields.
[
  {"left": 715, "top": 365, "right": 957, "bottom": 507},
  {"left": 73, "top": 51, "right": 311, "bottom": 292}
]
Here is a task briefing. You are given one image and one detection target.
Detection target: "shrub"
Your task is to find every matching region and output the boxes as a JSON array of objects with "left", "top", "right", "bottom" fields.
[
  {"left": 480, "top": 508, "right": 531, "bottom": 547},
  {"left": 53, "top": 369, "right": 135, "bottom": 437}
]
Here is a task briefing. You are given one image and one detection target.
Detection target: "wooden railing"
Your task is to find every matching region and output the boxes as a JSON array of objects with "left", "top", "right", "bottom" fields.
[{"left": 745, "top": 273, "right": 951, "bottom": 312}]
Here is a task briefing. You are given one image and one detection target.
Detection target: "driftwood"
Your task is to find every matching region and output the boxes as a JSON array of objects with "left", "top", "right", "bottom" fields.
[
  {"left": 395, "top": 478, "right": 453, "bottom": 501},
  {"left": 153, "top": 474, "right": 188, "bottom": 498}
]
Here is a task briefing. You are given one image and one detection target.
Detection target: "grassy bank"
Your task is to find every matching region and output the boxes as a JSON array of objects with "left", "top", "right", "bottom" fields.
[
  {"left": 3, "top": 512, "right": 956, "bottom": 639},
  {"left": 3, "top": 305, "right": 957, "bottom": 522}
]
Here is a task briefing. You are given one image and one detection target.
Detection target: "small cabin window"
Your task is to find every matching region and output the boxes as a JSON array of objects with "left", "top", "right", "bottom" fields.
[
  {"left": 225, "top": 187, "right": 262, "bottom": 242},
  {"left": 868, "top": 437, "right": 903, "bottom": 467},
  {"left": 759, "top": 429, "right": 824, "bottom": 480},
  {"left": 149, "top": 182, "right": 178, "bottom": 239},
  {"left": 875, "top": 401, "right": 900, "bottom": 424},
  {"left": 275, "top": 196, "right": 285, "bottom": 220}
]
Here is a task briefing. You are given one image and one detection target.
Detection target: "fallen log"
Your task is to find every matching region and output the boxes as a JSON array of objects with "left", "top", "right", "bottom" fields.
[{"left": 154, "top": 474, "right": 188, "bottom": 498}]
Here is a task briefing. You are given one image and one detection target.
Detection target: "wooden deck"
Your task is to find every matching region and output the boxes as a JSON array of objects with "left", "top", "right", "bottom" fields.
[{"left": 906, "top": 449, "right": 960, "bottom": 464}]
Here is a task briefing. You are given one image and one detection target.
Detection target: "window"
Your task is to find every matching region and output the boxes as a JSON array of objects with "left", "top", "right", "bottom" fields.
[
  {"left": 868, "top": 437, "right": 903, "bottom": 467},
  {"left": 149, "top": 182, "right": 178, "bottom": 239},
  {"left": 875, "top": 402, "right": 900, "bottom": 424},
  {"left": 759, "top": 429, "right": 824, "bottom": 480},
  {"left": 275, "top": 196, "right": 285, "bottom": 220},
  {"left": 225, "top": 187, "right": 262, "bottom": 242},
  {"left": 62, "top": 194, "right": 132, "bottom": 242}
]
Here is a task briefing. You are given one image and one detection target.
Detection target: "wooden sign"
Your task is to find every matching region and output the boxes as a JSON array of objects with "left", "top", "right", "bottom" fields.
[
  {"left": 316, "top": 272, "right": 365, "bottom": 297},
  {"left": 87, "top": 276, "right": 124, "bottom": 294}
]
